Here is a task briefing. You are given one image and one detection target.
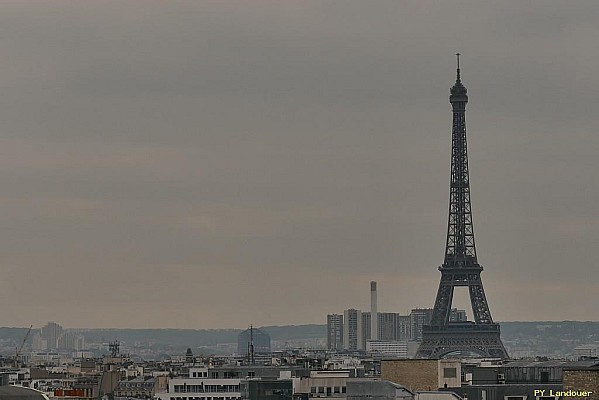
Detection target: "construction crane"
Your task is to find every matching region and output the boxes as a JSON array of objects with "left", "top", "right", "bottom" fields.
[{"left": 13, "top": 325, "right": 33, "bottom": 368}]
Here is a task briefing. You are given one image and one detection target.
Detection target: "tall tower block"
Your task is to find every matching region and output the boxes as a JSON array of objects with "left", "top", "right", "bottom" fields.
[{"left": 416, "top": 56, "right": 509, "bottom": 359}]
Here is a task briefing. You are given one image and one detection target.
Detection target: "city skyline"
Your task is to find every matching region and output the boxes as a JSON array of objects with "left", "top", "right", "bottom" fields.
[{"left": 1, "top": 1, "right": 598, "bottom": 329}]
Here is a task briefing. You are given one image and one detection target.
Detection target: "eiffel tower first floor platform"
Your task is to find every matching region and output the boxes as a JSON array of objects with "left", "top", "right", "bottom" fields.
[{"left": 415, "top": 322, "right": 509, "bottom": 359}]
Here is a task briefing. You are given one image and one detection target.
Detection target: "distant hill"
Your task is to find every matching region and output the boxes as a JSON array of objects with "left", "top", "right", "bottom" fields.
[
  {"left": 0, "top": 324, "right": 327, "bottom": 352},
  {"left": 0, "top": 327, "right": 34, "bottom": 342},
  {"left": 501, "top": 321, "right": 599, "bottom": 337},
  {"left": 2, "top": 321, "right": 597, "bottom": 358},
  {"left": 79, "top": 328, "right": 240, "bottom": 347},
  {"left": 76, "top": 324, "right": 326, "bottom": 346},
  {"left": 499, "top": 321, "right": 599, "bottom": 357},
  {"left": 260, "top": 324, "right": 326, "bottom": 340}
]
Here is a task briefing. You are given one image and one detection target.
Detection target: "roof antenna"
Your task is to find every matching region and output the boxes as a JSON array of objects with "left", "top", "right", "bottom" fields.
[
  {"left": 247, "top": 325, "right": 255, "bottom": 366},
  {"left": 456, "top": 53, "right": 461, "bottom": 82}
]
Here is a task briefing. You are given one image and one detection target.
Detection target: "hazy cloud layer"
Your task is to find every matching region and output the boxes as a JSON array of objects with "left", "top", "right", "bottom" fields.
[{"left": 0, "top": 1, "right": 598, "bottom": 328}]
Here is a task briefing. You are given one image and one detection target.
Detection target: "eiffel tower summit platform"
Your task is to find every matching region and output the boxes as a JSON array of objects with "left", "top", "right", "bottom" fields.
[{"left": 415, "top": 55, "right": 509, "bottom": 359}]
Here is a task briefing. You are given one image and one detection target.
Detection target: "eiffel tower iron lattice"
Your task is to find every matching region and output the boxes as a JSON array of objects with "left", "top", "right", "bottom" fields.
[{"left": 415, "top": 55, "right": 509, "bottom": 359}]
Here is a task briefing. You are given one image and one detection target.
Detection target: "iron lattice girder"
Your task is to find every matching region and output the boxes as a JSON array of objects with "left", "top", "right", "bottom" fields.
[
  {"left": 445, "top": 100, "right": 477, "bottom": 262},
  {"left": 416, "top": 324, "right": 508, "bottom": 359},
  {"left": 433, "top": 67, "right": 495, "bottom": 327},
  {"left": 430, "top": 268, "right": 493, "bottom": 325},
  {"left": 417, "top": 62, "right": 508, "bottom": 359}
]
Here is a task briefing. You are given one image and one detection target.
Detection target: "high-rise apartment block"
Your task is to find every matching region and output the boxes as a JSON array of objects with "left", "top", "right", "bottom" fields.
[
  {"left": 57, "top": 331, "right": 86, "bottom": 351},
  {"left": 32, "top": 322, "right": 85, "bottom": 352},
  {"left": 361, "top": 312, "right": 371, "bottom": 350},
  {"left": 397, "top": 315, "right": 411, "bottom": 341},
  {"left": 41, "top": 321, "right": 63, "bottom": 350},
  {"left": 326, "top": 314, "right": 344, "bottom": 351},
  {"left": 378, "top": 312, "right": 399, "bottom": 341},
  {"left": 327, "top": 284, "right": 466, "bottom": 353},
  {"left": 410, "top": 308, "right": 433, "bottom": 341},
  {"left": 343, "top": 309, "right": 363, "bottom": 351}
]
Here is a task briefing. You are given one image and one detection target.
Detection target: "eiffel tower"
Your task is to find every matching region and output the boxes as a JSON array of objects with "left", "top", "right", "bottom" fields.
[{"left": 416, "top": 55, "right": 509, "bottom": 359}]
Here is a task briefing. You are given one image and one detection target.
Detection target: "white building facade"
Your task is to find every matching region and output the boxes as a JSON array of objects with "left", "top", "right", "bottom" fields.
[
  {"left": 366, "top": 340, "right": 408, "bottom": 358},
  {"left": 156, "top": 368, "right": 241, "bottom": 400}
]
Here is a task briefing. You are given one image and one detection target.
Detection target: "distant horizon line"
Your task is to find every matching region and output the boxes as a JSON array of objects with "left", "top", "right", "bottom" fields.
[{"left": 2, "top": 320, "right": 598, "bottom": 331}]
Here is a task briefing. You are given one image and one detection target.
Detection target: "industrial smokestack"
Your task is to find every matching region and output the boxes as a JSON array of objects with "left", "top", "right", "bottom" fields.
[{"left": 370, "top": 281, "right": 378, "bottom": 340}]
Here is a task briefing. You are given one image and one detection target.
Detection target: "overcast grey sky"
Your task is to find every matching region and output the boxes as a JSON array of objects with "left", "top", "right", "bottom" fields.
[{"left": 0, "top": 1, "right": 598, "bottom": 329}]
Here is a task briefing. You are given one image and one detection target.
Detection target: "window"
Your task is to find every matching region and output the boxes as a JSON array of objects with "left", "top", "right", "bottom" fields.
[
  {"left": 444, "top": 368, "right": 457, "bottom": 378},
  {"left": 541, "top": 371, "right": 549, "bottom": 383}
]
